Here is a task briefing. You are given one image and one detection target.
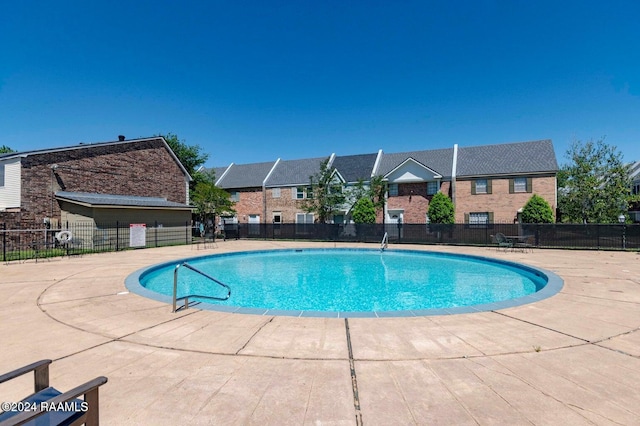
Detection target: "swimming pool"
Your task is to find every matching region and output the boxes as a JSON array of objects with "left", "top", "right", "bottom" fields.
[{"left": 126, "top": 248, "right": 563, "bottom": 317}]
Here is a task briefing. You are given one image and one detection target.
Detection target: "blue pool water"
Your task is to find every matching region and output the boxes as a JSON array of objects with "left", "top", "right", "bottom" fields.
[{"left": 127, "top": 249, "right": 562, "bottom": 317}]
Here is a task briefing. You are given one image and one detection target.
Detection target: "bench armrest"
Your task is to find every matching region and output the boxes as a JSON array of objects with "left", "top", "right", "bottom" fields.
[
  {"left": 1, "top": 376, "right": 108, "bottom": 426},
  {"left": 0, "top": 360, "right": 51, "bottom": 392}
]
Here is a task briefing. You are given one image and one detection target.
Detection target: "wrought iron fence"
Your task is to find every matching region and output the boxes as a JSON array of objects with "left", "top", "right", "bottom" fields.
[
  {"left": 2, "top": 221, "right": 638, "bottom": 262},
  {"left": 227, "top": 222, "right": 640, "bottom": 251},
  {"left": 1, "top": 221, "right": 193, "bottom": 262}
]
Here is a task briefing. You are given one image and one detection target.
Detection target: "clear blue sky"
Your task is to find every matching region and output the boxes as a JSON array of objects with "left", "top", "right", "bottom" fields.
[{"left": 1, "top": 0, "right": 639, "bottom": 167}]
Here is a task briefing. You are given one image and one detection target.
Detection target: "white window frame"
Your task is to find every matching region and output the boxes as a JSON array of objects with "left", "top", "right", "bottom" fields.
[
  {"left": 272, "top": 188, "right": 281, "bottom": 198},
  {"left": 230, "top": 191, "right": 240, "bottom": 202},
  {"left": 296, "top": 213, "right": 314, "bottom": 223}
]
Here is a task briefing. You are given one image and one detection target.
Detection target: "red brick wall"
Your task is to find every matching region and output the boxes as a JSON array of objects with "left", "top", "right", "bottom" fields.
[
  {"left": 386, "top": 181, "right": 452, "bottom": 223},
  {"left": 19, "top": 139, "right": 187, "bottom": 222},
  {"left": 266, "top": 187, "right": 308, "bottom": 223},
  {"left": 454, "top": 175, "right": 556, "bottom": 223},
  {"left": 232, "top": 189, "right": 264, "bottom": 222}
]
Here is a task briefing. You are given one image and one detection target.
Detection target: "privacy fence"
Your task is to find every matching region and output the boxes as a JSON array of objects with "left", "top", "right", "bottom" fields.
[{"left": 2, "top": 221, "right": 638, "bottom": 262}]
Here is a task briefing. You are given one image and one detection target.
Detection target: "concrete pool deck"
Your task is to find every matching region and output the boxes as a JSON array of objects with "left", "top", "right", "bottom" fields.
[{"left": 1, "top": 241, "right": 639, "bottom": 424}]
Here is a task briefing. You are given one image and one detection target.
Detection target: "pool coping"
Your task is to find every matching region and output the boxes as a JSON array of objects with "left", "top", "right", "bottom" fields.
[{"left": 124, "top": 248, "right": 564, "bottom": 318}]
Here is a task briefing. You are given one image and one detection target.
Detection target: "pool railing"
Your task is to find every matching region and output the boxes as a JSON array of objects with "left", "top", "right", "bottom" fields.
[{"left": 172, "top": 262, "right": 231, "bottom": 313}]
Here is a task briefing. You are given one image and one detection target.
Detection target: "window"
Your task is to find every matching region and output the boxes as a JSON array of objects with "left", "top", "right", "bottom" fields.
[
  {"left": 466, "top": 212, "right": 494, "bottom": 228},
  {"left": 633, "top": 183, "right": 639, "bottom": 195},
  {"left": 296, "top": 213, "right": 314, "bottom": 223},
  {"left": 510, "top": 177, "right": 532, "bottom": 193},
  {"left": 426, "top": 181, "right": 438, "bottom": 195},
  {"left": 230, "top": 191, "right": 240, "bottom": 202},
  {"left": 272, "top": 212, "right": 281, "bottom": 223},
  {"left": 514, "top": 177, "right": 527, "bottom": 192},
  {"left": 295, "top": 186, "right": 313, "bottom": 199},
  {"left": 0, "top": 164, "right": 4, "bottom": 187},
  {"left": 472, "top": 179, "right": 492, "bottom": 195},
  {"left": 389, "top": 184, "right": 398, "bottom": 196},
  {"left": 475, "top": 179, "right": 487, "bottom": 194},
  {"left": 295, "top": 213, "right": 314, "bottom": 234},
  {"left": 272, "top": 188, "right": 281, "bottom": 198}
]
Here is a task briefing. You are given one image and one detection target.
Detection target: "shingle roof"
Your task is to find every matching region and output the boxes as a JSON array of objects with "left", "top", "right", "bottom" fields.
[
  {"left": 331, "top": 153, "right": 378, "bottom": 183},
  {"left": 210, "top": 166, "right": 231, "bottom": 184},
  {"left": 629, "top": 161, "right": 640, "bottom": 180},
  {"left": 375, "top": 148, "right": 454, "bottom": 178},
  {"left": 265, "top": 157, "right": 329, "bottom": 187},
  {"left": 0, "top": 137, "right": 192, "bottom": 180},
  {"left": 456, "top": 140, "right": 558, "bottom": 177},
  {"left": 216, "top": 161, "right": 276, "bottom": 189},
  {"left": 55, "top": 191, "right": 193, "bottom": 209}
]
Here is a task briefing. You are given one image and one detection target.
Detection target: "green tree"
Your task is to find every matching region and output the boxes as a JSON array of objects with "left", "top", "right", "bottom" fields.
[
  {"left": 301, "top": 158, "right": 346, "bottom": 223},
  {"left": 349, "top": 175, "right": 387, "bottom": 217},
  {"left": 160, "top": 133, "right": 209, "bottom": 189},
  {"left": 0, "top": 145, "right": 16, "bottom": 154},
  {"left": 191, "top": 180, "right": 236, "bottom": 237},
  {"left": 427, "top": 192, "right": 455, "bottom": 224},
  {"left": 351, "top": 197, "right": 377, "bottom": 224},
  {"left": 521, "top": 194, "right": 554, "bottom": 223},
  {"left": 559, "top": 139, "right": 632, "bottom": 223}
]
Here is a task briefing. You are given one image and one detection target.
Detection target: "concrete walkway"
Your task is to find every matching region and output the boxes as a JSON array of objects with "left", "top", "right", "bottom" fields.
[{"left": 1, "top": 241, "right": 639, "bottom": 425}]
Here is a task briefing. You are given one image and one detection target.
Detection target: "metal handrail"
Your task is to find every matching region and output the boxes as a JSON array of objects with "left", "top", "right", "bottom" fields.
[
  {"left": 381, "top": 232, "right": 388, "bottom": 251},
  {"left": 172, "top": 262, "right": 231, "bottom": 312}
]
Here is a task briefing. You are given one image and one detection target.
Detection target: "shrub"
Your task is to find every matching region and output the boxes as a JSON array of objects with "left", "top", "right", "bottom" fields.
[
  {"left": 521, "top": 194, "right": 554, "bottom": 223},
  {"left": 427, "top": 192, "right": 455, "bottom": 224},
  {"left": 352, "top": 197, "right": 377, "bottom": 224}
]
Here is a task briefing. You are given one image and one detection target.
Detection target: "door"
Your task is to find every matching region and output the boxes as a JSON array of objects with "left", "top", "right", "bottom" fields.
[{"left": 248, "top": 214, "right": 260, "bottom": 236}]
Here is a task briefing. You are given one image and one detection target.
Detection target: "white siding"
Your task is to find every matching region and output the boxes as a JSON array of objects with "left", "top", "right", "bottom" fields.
[{"left": 0, "top": 159, "right": 21, "bottom": 210}]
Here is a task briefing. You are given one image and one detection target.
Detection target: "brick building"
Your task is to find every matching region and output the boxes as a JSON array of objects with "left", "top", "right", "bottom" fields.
[
  {"left": 0, "top": 136, "right": 193, "bottom": 230},
  {"left": 214, "top": 139, "right": 558, "bottom": 226}
]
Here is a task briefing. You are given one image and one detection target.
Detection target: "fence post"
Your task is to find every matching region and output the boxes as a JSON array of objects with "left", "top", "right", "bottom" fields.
[
  {"left": 155, "top": 220, "right": 158, "bottom": 247},
  {"left": 116, "top": 221, "right": 120, "bottom": 251},
  {"left": 186, "top": 221, "right": 189, "bottom": 245},
  {"left": 2, "top": 223, "right": 5, "bottom": 262}
]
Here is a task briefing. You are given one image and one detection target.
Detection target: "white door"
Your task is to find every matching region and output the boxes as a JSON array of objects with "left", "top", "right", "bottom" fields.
[
  {"left": 386, "top": 211, "right": 404, "bottom": 238},
  {"left": 248, "top": 214, "right": 260, "bottom": 235}
]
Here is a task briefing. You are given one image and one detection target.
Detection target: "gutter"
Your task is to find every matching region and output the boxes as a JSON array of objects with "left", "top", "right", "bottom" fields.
[{"left": 451, "top": 144, "right": 458, "bottom": 205}]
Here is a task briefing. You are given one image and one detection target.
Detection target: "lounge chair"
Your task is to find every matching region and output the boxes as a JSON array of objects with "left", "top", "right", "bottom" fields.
[
  {"left": 495, "top": 233, "right": 513, "bottom": 252},
  {"left": 0, "top": 359, "right": 107, "bottom": 426}
]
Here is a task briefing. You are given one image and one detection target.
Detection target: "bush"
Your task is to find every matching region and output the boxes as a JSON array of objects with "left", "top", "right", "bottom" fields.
[
  {"left": 352, "top": 197, "right": 377, "bottom": 224},
  {"left": 427, "top": 192, "right": 455, "bottom": 224},
  {"left": 521, "top": 194, "right": 554, "bottom": 223}
]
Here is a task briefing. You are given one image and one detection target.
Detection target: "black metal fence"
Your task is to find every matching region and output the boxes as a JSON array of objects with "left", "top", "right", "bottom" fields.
[
  {"left": 1, "top": 221, "right": 193, "bottom": 262},
  {"left": 226, "top": 222, "right": 640, "bottom": 251},
  {"left": 2, "top": 221, "right": 638, "bottom": 262}
]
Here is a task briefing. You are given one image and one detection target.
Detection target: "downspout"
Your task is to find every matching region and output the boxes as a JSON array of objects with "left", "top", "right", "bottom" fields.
[
  {"left": 263, "top": 159, "right": 280, "bottom": 224},
  {"left": 371, "top": 150, "right": 384, "bottom": 224},
  {"left": 451, "top": 144, "right": 458, "bottom": 207}
]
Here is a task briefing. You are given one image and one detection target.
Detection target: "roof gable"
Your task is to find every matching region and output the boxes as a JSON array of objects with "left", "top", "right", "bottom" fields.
[
  {"left": 384, "top": 158, "right": 443, "bottom": 183},
  {"left": 331, "top": 153, "right": 378, "bottom": 183},
  {"left": 375, "top": 147, "right": 454, "bottom": 178},
  {"left": 0, "top": 137, "right": 192, "bottom": 181}
]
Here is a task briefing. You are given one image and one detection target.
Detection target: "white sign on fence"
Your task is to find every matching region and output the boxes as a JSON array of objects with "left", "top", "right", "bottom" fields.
[{"left": 129, "top": 224, "right": 146, "bottom": 247}]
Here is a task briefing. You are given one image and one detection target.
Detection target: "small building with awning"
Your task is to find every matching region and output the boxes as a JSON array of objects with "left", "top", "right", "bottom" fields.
[{"left": 55, "top": 191, "right": 194, "bottom": 249}]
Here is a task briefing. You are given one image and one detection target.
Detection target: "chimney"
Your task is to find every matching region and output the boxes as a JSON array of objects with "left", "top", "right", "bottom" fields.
[{"left": 118, "top": 135, "right": 125, "bottom": 141}]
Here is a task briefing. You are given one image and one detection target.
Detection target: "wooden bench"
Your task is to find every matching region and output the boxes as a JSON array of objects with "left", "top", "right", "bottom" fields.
[{"left": 0, "top": 359, "right": 107, "bottom": 426}]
